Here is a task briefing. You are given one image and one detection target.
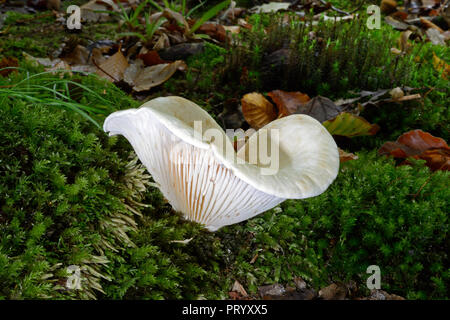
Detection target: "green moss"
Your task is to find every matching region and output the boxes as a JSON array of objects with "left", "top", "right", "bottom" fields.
[{"left": 219, "top": 152, "right": 449, "bottom": 299}]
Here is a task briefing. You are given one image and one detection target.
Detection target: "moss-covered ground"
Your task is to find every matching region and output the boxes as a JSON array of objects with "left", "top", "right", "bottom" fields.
[{"left": 0, "top": 1, "right": 448, "bottom": 299}]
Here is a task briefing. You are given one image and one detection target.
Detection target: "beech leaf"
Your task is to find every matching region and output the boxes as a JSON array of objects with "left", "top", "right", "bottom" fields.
[
  {"left": 322, "top": 112, "right": 380, "bottom": 137},
  {"left": 378, "top": 129, "right": 450, "bottom": 171},
  {"left": 294, "top": 96, "right": 341, "bottom": 123},
  {"left": 241, "top": 92, "right": 277, "bottom": 129},
  {"left": 267, "top": 90, "right": 310, "bottom": 118}
]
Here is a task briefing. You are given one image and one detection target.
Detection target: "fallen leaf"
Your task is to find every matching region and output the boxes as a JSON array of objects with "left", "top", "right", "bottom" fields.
[
  {"left": 399, "top": 30, "right": 413, "bottom": 53},
  {"left": 432, "top": 52, "right": 450, "bottom": 80},
  {"left": 150, "top": 8, "right": 190, "bottom": 33},
  {"left": 267, "top": 90, "right": 310, "bottom": 118},
  {"left": 138, "top": 50, "right": 167, "bottom": 67},
  {"left": 322, "top": 112, "right": 380, "bottom": 137},
  {"left": 378, "top": 129, "right": 450, "bottom": 171},
  {"left": 397, "top": 129, "right": 449, "bottom": 153},
  {"left": 250, "top": 2, "right": 291, "bottom": 14},
  {"left": 380, "top": 0, "right": 397, "bottom": 14},
  {"left": 415, "top": 148, "right": 450, "bottom": 171},
  {"left": 426, "top": 28, "right": 446, "bottom": 45},
  {"left": 81, "top": 0, "right": 118, "bottom": 23},
  {"left": 61, "top": 45, "right": 90, "bottom": 65},
  {"left": 385, "top": 16, "right": 410, "bottom": 30},
  {"left": 420, "top": 17, "right": 444, "bottom": 33},
  {"left": 241, "top": 93, "right": 277, "bottom": 129},
  {"left": 258, "top": 284, "right": 285, "bottom": 298},
  {"left": 197, "top": 22, "right": 227, "bottom": 42},
  {"left": 318, "top": 283, "right": 347, "bottom": 300},
  {"left": 124, "top": 59, "right": 186, "bottom": 92},
  {"left": 95, "top": 50, "right": 129, "bottom": 82},
  {"left": 294, "top": 96, "right": 342, "bottom": 123},
  {"left": 231, "top": 280, "right": 248, "bottom": 297},
  {"left": 0, "top": 56, "right": 19, "bottom": 77},
  {"left": 339, "top": 148, "right": 358, "bottom": 162}
]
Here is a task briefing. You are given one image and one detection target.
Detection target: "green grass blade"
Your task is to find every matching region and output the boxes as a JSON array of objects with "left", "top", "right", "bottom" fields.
[{"left": 189, "top": 0, "right": 230, "bottom": 34}]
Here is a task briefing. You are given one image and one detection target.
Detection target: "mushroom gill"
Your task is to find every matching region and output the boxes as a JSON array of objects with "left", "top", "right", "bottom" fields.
[{"left": 103, "top": 96, "right": 339, "bottom": 231}]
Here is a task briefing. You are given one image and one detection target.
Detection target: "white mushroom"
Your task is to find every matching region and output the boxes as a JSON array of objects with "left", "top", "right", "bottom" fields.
[{"left": 103, "top": 96, "right": 339, "bottom": 231}]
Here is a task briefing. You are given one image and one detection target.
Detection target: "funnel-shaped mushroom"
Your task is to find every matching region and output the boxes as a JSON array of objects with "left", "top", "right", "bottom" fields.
[{"left": 104, "top": 96, "right": 339, "bottom": 231}]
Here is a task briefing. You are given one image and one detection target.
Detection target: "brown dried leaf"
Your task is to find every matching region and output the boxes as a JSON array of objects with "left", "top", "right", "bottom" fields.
[
  {"left": 399, "top": 30, "right": 413, "bottom": 53},
  {"left": 197, "top": 23, "right": 227, "bottom": 42},
  {"left": 61, "top": 45, "right": 90, "bottom": 65},
  {"left": 318, "top": 283, "right": 347, "bottom": 300},
  {"left": 378, "top": 129, "right": 450, "bottom": 171},
  {"left": 95, "top": 50, "right": 129, "bottom": 82},
  {"left": 267, "top": 90, "right": 310, "bottom": 118},
  {"left": 138, "top": 50, "right": 167, "bottom": 66},
  {"left": 380, "top": 0, "right": 397, "bottom": 14},
  {"left": 397, "top": 129, "right": 449, "bottom": 153},
  {"left": 0, "top": 56, "right": 19, "bottom": 77},
  {"left": 150, "top": 8, "right": 189, "bottom": 33},
  {"left": 385, "top": 16, "right": 409, "bottom": 30},
  {"left": 339, "top": 148, "right": 358, "bottom": 163},
  {"left": 231, "top": 280, "right": 248, "bottom": 297},
  {"left": 294, "top": 96, "right": 342, "bottom": 123},
  {"left": 124, "top": 60, "right": 186, "bottom": 92},
  {"left": 420, "top": 17, "right": 444, "bottom": 33},
  {"left": 241, "top": 93, "right": 277, "bottom": 129}
]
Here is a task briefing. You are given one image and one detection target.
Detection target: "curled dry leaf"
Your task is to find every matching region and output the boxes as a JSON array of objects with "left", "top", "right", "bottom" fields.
[
  {"left": 80, "top": 0, "right": 118, "bottom": 23},
  {"left": 124, "top": 59, "right": 187, "bottom": 92},
  {"left": 385, "top": 16, "right": 410, "bottom": 30},
  {"left": 267, "top": 90, "right": 310, "bottom": 118},
  {"left": 378, "top": 129, "right": 450, "bottom": 171},
  {"left": 322, "top": 112, "right": 380, "bottom": 137},
  {"left": 339, "top": 148, "right": 358, "bottom": 163},
  {"left": 294, "top": 96, "right": 342, "bottom": 123},
  {"left": 231, "top": 280, "right": 248, "bottom": 297},
  {"left": 241, "top": 92, "right": 277, "bottom": 129},
  {"left": 150, "top": 8, "right": 190, "bottom": 33},
  {"left": 399, "top": 30, "right": 413, "bottom": 53},
  {"left": 397, "top": 129, "right": 448, "bottom": 152}
]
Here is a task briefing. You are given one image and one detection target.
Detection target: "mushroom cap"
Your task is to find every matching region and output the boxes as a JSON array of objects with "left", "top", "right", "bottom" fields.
[{"left": 104, "top": 96, "right": 339, "bottom": 230}]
